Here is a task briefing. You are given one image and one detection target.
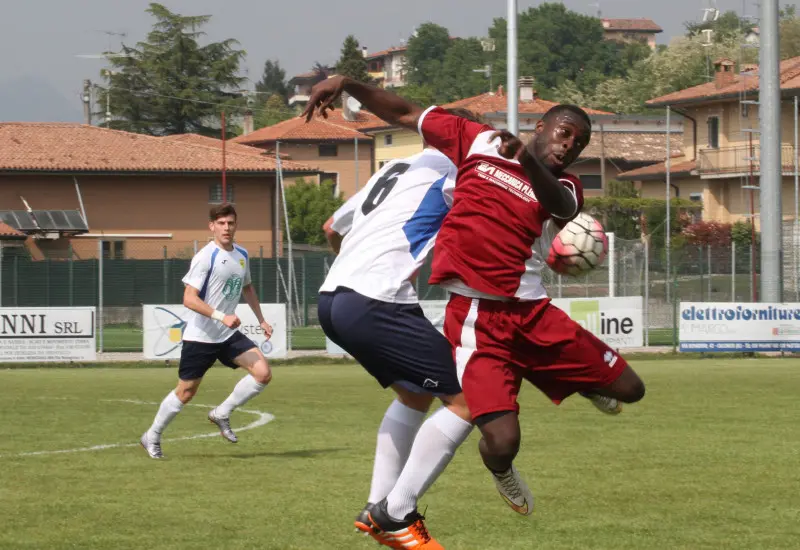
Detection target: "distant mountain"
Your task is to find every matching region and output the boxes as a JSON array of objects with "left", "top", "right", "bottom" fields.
[{"left": 0, "top": 75, "right": 83, "bottom": 122}]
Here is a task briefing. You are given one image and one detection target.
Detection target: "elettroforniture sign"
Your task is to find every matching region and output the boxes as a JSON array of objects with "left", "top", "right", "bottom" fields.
[{"left": 0, "top": 307, "right": 96, "bottom": 362}]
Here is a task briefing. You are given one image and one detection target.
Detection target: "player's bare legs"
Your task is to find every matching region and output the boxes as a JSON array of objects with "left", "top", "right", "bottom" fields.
[
  {"left": 581, "top": 365, "right": 646, "bottom": 415},
  {"left": 473, "top": 410, "right": 534, "bottom": 516},
  {"left": 175, "top": 378, "right": 204, "bottom": 403},
  {"left": 208, "top": 347, "right": 272, "bottom": 443},
  {"left": 141, "top": 378, "right": 204, "bottom": 459}
]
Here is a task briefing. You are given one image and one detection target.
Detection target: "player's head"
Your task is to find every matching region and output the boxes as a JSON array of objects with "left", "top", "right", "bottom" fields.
[
  {"left": 529, "top": 104, "right": 591, "bottom": 173},
  {"left": 209, "top": 203, "right": 237, "bottom": 248}
]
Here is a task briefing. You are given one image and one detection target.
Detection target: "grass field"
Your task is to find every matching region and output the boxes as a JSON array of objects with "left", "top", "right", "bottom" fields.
[{"left": 2, "top": 359, "right": 799, "bottom": 549}]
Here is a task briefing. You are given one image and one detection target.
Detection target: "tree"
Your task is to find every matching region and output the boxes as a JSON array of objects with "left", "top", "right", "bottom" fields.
[
  {"left": 438, "top": 38, "right": 489, "bottom": 102},
  {"left": 584, "top": 196, "right": 699, "bottom": 248},
  {"left": 396, "top": 84, "right": 437, "bottom": 108},
  {"left": 556, "top": 32, "right": 757, "bottom": 113},
  {"left": 780, "top": 9, "right": 800, "bottom": 59},
  {"left": 253, "top": 94, "right": 293, "bottom": 130},
  {"left": 96, "top": 3, "right": 245, "bottom": 136},
  {"left": 336, "top": 35, "right": 369, "bottom": 83},
  {"left": 255, "top": 60, "right": 288, "bottom": 103},
  {"left": 486, "top": 3, "right": 636, "bottom": 100},
  {"left": 685, "top": 10, "right": 753, "bottom": 42},
  {"left": 405, "top": 23, "right": 452, "bottom": 87},
  {"left": 284, "top": 179, "right": 344, "bottom": 245}
]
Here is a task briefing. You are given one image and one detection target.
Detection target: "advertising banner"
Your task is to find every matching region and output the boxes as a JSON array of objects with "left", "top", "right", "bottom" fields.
[
  {"left": 679, "top": 302, "right": 800, "bottom": 352},
  {"left": 143, "top": 304, "right": 287, "bottom": 359},
  {"left": 0, "top": 307, "right": 96, "bottom": 362}
]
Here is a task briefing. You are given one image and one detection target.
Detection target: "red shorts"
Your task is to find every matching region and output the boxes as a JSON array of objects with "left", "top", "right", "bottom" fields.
[{"left": 444, "top": 294, "right": 628, "bottom": 420}]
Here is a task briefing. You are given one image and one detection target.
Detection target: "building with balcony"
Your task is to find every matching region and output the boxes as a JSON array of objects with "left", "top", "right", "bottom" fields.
[
  {"left": 365, "top": 45, "right": 408, "bottom": 88},
  {"left": 618, "top": 56, "right": 800, "bottom": 227},
  {"left": 287, "top": 66, "right": 334, "bottom": 108}
]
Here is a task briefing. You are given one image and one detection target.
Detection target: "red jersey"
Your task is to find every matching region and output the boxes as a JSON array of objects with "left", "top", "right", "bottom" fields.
[{"left": 419, "top": 106, "right": 584, "bottom": 300}]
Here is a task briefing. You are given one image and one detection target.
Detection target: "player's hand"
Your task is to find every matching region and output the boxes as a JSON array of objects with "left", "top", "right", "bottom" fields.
[
  {"left": 301, "top": 75, "right": 347, "bottom": 122},
  {"left": 490, "top": 130, "right": 524, "bottom": 160},
  {"left": 223, "top": 314, "right": 241, "bottom": 329},
  {"left": 260, "top": 321, "right": 273, "bottom": 339}
]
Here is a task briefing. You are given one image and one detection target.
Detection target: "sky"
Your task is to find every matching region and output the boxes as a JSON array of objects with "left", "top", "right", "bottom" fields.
[{"left": 0, "top": 0, "right": 793, "bottom": 122}]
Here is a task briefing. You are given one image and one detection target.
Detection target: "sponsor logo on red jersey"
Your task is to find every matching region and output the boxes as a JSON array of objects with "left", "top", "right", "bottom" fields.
[{"left": 475, "top": 162, "right": 538, "bottom": 203}]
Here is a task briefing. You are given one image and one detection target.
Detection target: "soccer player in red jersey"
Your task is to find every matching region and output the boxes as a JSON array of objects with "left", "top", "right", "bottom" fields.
[{"left": 303, "top": 76, "right": 645, "bottom": 519}]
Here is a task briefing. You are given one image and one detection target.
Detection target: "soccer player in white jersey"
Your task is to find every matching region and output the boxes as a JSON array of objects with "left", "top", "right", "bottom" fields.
[
  {"left": 140, "top": 204, "right": 274, "bottom": 459},
  {"left": 317, "top": 109, "right": 484, "bottom": 550}
]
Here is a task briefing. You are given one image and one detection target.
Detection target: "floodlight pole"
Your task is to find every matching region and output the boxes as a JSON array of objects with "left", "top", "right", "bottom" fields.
[
  {"left": 666, "top": 106, "right": 671, "bottom": 304},
  {"left": 507, "top": 0, "right": 518, "bottom": 135},
  {"left": 221, "top": 111, "right": 227, "bottom": 202},
  {"left": 794, "top": 94, "right": 799, "bottom": 301},
  {"left": 759, "top": 0, "right": 782, "bottom": 302}
]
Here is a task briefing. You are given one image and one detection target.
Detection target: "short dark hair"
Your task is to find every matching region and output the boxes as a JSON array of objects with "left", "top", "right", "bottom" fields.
[
  {"left": 542, "top": 104, "right": 592, "bottom": 131},
  {"left": 209, "top": 203, "right": 237, "bottom": 221},
  {"left": 445, "top": 108, "right": 487, "bottom": 126}
]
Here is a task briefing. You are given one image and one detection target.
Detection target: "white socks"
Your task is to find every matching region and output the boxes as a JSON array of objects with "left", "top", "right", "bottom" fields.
[
  {"left": 367, "top": 400, "right": 427, "bottom": 505},
  {"left": 214, "top": 374, "right": 267, "bottom": 418},
  {"left": 385, "top": 406, "right": 473, "bottom": 520},
  {"left": 147, "top": 391, "right": 184, "bottom": 441}
]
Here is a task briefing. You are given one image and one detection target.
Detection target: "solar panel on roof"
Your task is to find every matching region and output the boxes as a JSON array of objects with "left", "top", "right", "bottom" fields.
[
  {"left": 0, "top": 211, "right": 38, "bottom": 231},
  {"left": 63, "top": 210, "right": 89, "bottom": 231},
  {"left": 0, "top": 210, "right": 89, "bottom": 232},
  {"left": 32, "top": 210, "right": 58, "bottom": 230}
]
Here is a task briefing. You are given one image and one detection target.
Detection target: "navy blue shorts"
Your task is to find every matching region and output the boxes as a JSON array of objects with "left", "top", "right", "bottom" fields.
[
  {"left": 178, "top": 331, "right": 257, "bottom": 381},
  {"left": 318, "top": 287, "right": 461, "bottom": 396}
]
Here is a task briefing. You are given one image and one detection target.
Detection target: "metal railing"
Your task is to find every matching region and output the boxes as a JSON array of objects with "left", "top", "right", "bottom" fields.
[{"left": 698, "top": 144, "right": 796, "bottom": 175}]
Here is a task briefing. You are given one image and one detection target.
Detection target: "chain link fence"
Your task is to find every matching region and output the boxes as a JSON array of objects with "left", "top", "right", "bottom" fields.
[{"left": 0, "top": 231, "right": 797, "bottom": 352}]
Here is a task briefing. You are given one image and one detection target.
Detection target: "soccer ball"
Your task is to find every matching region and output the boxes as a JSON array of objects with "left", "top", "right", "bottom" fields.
[{"left": 546, "top": 212, "right": 608, "bottom": 277}]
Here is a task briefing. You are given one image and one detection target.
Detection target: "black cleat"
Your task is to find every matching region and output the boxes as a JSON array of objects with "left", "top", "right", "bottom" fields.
[
  {"left": 366, "top": 498, "right": 443, "bottom": 549},
  {"left": 353, "top": 503, "right": 374, "bottom": 536}
]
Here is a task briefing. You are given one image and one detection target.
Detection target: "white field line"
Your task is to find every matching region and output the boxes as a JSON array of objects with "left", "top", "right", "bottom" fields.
[{"left": 0, "top": 398, "right": 274, "bottom": 458}]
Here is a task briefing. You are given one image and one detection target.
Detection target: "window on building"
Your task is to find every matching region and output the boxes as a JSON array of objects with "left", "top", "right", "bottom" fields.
[
  {"left": 102, "top": 240, "right": 125, "bottom": 260},
  {"left": 581, "top": 174, "right": 602, "bottom": 190},
  {"left": 318, "top": 143, "right": 338, "bottom": 157},
  {"left": 209, "top": 182, "right": 235, "bottom": 204},
  {"left": 707, "top": 116, "right": 720, "bottom": 149},
  {"left": 690, "top": 192, "right": 703, "bottom": 203},
  {"left": 384, "top": 134, "right": 393, "bottom": 146}
]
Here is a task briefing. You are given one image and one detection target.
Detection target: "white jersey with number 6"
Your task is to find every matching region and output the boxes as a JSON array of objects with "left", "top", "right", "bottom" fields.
[{"left": 320, "top": 148, "right": 456, "bottom": 303}]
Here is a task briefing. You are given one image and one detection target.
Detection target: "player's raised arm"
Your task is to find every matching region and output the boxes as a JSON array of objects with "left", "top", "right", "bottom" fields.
[
  {"left": 517, "top": 145, "right": 579, "bottom": 220},
  {"left": 302, "top": 76, "right": 424, "bottom": 131}
]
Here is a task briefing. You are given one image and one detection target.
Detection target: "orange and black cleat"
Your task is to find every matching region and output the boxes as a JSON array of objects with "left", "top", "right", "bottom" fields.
[
  {"left": 354, "top": 503, "right": 374, "bottom": 535},
  {"left": 364, "top": 498, "right": 444, "bottom": 549}
]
